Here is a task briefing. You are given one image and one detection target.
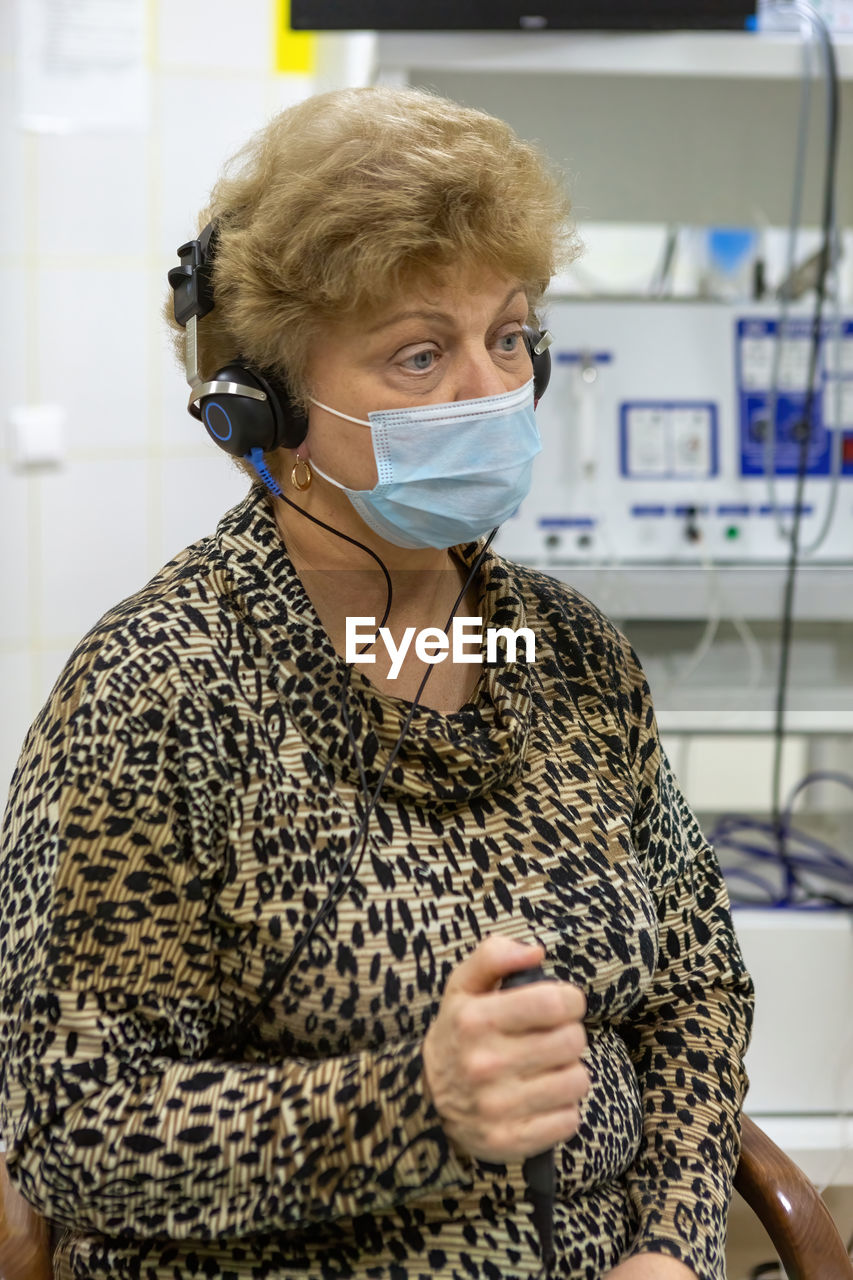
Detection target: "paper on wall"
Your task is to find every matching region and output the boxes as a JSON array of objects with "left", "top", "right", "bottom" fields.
[{"left": 17, "top": 0, "right": 148, "bottom": 133}]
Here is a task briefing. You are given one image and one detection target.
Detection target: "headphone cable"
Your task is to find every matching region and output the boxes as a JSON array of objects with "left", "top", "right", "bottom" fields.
[{"left": 223, "top": 447, "right": 495, "bottom": 1049}]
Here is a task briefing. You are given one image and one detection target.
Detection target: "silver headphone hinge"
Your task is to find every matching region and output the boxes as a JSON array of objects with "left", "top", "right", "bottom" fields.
[
  {"left": 184, "top": 316, "right": 269, "bottom": 413},
  {"left": 188, "top": 379, "right": 269, "bottom": 414},
  {"left": 533, "top": 329, "right": 554, "bottom": 357},
  {"left": 185, "top": 314, "right": 203, "bottom": 395}
]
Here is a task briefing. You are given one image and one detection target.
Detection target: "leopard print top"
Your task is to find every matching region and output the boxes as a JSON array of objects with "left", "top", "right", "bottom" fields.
[{"left": 0, "top": 486, "right": 753, "bottom": 1280}]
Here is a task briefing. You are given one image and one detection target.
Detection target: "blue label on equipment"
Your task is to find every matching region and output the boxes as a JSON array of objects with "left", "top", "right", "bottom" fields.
[{"left": 736, "top": 316, "right": 853, "bottom": 477}]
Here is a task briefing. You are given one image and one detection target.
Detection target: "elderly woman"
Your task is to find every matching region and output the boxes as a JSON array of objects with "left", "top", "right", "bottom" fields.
[{"left": 0, "top": 87, "right": 752, "bottom": 1280}]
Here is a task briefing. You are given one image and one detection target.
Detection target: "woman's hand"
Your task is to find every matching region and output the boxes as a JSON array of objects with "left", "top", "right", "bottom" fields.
[
  {"left": 423, "top": 935, "right": 589, "bottom": 1164},
  {"left": 603, "top": 1257, "right": 699, "bottom": 1279}
]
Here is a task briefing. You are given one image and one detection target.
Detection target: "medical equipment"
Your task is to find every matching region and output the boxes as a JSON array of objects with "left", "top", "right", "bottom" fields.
[{"left": 497, "top": 300, "right": 853, "bottom": 567}]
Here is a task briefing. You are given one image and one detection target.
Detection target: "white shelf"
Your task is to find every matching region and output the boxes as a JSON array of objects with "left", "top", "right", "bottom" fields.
[
  {"left": 657, "top": 707, "right": 853, "bottom": 734},
  {"left": 542, "top": 565, "right": 853, "bottom": 621},
  {"left": 751, "top": 1115, "right": 853, "bottom": 1185},
  {"left": 376, "top": 30, "right": 853, "bottom": 79}
]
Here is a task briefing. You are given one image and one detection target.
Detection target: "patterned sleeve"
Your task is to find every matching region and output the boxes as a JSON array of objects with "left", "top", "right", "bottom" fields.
[
  {"left": 614, "top": 638, "right": 754, "bottom": 1280},
  {"left": 0, "top": 648, "right": 470, "bottom": 1241}
]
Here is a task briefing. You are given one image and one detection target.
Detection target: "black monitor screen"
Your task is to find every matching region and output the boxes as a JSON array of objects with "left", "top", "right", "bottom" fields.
[{"left": 290, "top": 1, "right": 755, "bottom": 31}]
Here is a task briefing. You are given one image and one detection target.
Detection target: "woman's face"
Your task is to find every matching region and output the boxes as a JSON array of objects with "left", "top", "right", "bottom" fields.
[{"left": 300, "top": 268, "right": 533, "bottom": 493}]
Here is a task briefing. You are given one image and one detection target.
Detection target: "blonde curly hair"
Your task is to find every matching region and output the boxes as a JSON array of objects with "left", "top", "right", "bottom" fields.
[{"left": 165, "top": 85, "right": 578, "bottom": 473}]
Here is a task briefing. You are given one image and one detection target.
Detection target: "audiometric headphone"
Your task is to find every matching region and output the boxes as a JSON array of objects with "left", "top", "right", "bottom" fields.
[{"left": 168, "top": 221, "right": 553, "bottom": 457}]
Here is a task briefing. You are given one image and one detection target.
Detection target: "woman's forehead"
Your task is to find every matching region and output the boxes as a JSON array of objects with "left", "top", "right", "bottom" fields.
[{"left": 354, "top": 269, "right": 529, "bottom": 330}]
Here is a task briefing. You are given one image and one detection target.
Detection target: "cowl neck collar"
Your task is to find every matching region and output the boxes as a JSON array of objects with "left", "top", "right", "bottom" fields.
[{"left": 214, "top": 487, "right": 535, "bottom": 808}]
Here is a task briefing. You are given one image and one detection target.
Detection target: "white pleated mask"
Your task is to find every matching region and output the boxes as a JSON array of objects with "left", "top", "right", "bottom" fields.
[{"left": 309, "top": 378, "right": 540, "bottom": 549}]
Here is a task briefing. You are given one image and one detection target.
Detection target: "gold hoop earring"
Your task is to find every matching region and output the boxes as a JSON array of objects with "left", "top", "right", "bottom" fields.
[{"left": 290, "top": 455, "right": 312, "bottom": 492}]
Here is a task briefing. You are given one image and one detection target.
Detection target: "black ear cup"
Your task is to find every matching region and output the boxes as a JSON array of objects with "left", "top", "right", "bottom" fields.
[
  {"left": 170, "top": 223, "right": 310, "bottom": 457},
  {"left": 197, "top": 364, "right": 308, "bottom": 457},
  {"left": 523, "top": 326, "right": 551, "bottom": 403}
]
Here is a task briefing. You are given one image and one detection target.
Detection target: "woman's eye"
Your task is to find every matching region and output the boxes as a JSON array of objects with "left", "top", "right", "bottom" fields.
[
  {"left": 497, "top": 331, "right": 522, "bottom": 353},
  {"left": 401, "top": 349, "right": 436, "bottom": 371}
]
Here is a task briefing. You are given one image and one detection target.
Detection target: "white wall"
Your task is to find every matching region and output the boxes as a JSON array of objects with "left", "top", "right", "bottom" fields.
[
  {"left": 419, "top": 66, "right": 853, "bottom": 229},
  {"left": 0, "top": 0, "right": 337, "bottom": 797}
]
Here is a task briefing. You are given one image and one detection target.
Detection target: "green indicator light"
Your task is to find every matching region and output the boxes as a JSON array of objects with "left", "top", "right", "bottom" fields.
[{"left": 725, "top": 525, "right": 740, "bottom": 540}]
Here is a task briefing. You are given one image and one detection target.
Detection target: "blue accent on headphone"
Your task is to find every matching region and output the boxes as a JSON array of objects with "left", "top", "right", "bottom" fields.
[{"left": 204, "top": 400, "right": 233, "bottom": 442}]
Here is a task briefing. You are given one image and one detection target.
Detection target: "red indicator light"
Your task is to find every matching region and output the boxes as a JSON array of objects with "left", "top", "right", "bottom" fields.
[{"left": 843, "top": 435, "right": 853, "bottom": 464}]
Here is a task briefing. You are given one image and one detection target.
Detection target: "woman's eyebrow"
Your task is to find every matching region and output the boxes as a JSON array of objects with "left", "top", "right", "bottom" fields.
[
  {"left": 366, "top": 286, "right": 527, "bottom": 335},
  {"left": 366, "top": 308, "right": 451, "bottom": 333}
]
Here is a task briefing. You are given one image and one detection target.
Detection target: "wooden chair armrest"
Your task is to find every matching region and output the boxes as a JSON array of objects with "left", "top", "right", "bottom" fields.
[
  {"left": 735, "top": 1113, "right": 853, "bottom": 1280},
  {"left": 0, "top": 1154, "right": 52, "bottom": 1280}
]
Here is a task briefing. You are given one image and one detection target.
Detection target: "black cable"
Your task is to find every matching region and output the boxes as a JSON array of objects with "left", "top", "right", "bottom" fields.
[
  {"left": 769, "top": 6, "right": 839, "bottom": 874},
  {"left": 297, "top": 527, "right": 498, "bottom": 960},
  {"left": 250, "top": 448, "right": 395, "bottom": 619},
  {"left": 252, "top": 450, "right": 385, "bottom": 943},
  {"left": 223, "top": 448, "right": 498, "bottom": 1049}
]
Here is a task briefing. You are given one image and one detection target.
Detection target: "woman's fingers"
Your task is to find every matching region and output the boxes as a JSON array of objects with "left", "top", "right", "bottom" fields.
[
  {"left": 489, "top": 1062, "right": 591, "bottom": 1122},
  {"left": 482, "top": 980, "right": 588, "bottom": 1034},
  {"left": 511, "top": 1020, "right": 589, "bottom": 1077}
]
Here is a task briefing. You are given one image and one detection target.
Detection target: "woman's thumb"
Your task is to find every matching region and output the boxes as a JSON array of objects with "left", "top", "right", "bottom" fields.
[{"left": 447, "top": 935, "right": 545, "bottom": 996}]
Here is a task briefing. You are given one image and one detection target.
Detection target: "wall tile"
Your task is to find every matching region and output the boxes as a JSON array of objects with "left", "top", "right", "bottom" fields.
[
  {"left": 0, "top": 650, "right": 34, "bottom": 804},
  {"left": 157, "top": 453, "right": 252, "bottom": 565},
  {"left": 0, "top": 469, "right": 31, "bottom": 646},
  {"left": 35, "top": 644, "right": 79, "bottom": 710},
  {"left": 38, "top": 458, "right": 153, "bottom": 644},
  {"left": 265, "top": 74, "right": 316, "bottom": 116},
  {"left": 0, "top": 72, "right": 28, "bottom": 257},
  {"left": 0, "top": 266, "right": 30, "bottom": 431},
  {"left": 0, "top": 0, "right": 17, "bottom": 55},
  {"left": 157, "top": 0, "right": 273, "bottom": 73},
  {"left": 35, "top": 132, "right": 149, "bottom": 258},
  {"left": 156, "top": 73, "right": 270, "bottom": 261},
  {"left": 36, "top": 265, "right": 149, "bottom": 451},
  {"left": 1, "top": 643, "right": 89, "bottom": 809}
]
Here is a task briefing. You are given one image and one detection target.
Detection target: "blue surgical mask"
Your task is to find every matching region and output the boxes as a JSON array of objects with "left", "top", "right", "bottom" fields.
[{"left": 308, "top": 378, "right": 541, "bottom": 550}]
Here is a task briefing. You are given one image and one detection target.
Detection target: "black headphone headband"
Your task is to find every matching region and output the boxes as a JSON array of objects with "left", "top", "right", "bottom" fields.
[{"left": 168, "top": 222, "right": 551, "bottom": 459}]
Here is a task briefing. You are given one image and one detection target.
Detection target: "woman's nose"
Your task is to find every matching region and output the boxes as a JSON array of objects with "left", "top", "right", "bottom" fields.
[{"left": 453, "top": 353, "right": 514, "bottom": 402}]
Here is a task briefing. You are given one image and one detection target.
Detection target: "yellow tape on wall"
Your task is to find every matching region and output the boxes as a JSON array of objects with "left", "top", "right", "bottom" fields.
[{"left": 274, "top": 0, "right": 315, "bottom": 74}]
